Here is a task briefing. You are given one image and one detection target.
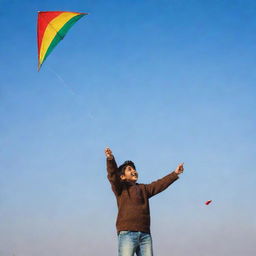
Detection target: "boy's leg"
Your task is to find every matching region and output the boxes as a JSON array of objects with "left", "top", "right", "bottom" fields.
[
  {"left": 118, "top": 231, "right": 139, "bottom": 256},
  {"left": 135, "top": 232, "right": 153, "bottom": 256}
]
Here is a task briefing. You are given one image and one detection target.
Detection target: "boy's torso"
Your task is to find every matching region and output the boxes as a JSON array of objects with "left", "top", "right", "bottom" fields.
[{"left": 115, "top": 182, "right": 151, "bottom": 234}]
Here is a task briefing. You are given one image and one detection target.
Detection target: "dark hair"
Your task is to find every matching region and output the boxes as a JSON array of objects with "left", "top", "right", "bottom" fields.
[{"left": 118, "top": 160, "right": 136, "bottom": 176}]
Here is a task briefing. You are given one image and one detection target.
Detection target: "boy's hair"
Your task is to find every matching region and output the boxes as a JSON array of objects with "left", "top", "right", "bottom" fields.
[{"left": 118, "top": 160, "right": 136, "bottom": 176}]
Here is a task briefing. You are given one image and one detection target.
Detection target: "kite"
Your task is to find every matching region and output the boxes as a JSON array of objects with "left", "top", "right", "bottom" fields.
[
  {"left": 205, "top": 200, "right": 212, "bottom": 205},
  {"left": 37, "top": 11, "right": 87, "bottom": 71}
]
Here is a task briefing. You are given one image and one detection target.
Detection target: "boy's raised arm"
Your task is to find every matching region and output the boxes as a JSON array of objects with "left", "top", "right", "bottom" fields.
[
  {"left": 105, "top": 147, "right": 122, "bottom": 196},
  {"left": 145, "top": 163, "right": 184, "bottom": 198}
]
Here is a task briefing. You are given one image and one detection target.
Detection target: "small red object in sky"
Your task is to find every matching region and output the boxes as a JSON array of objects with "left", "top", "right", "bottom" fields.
[{"left": 205, "top": 200, "right": 212, "bottom": 205}]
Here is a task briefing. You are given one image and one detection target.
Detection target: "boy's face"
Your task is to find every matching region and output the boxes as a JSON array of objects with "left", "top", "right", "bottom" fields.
[{"left": 120, "top": 165, "right": 138, "bottom": 183}]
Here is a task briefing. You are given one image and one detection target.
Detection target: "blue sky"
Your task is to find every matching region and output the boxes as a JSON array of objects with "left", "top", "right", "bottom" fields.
[{"left": 0, "top": 0, "right": 256, "bottom": 255}]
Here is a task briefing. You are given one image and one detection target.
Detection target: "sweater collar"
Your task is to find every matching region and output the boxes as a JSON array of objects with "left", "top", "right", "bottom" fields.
[{"left": 124, "top": 181, "right": 138, "bottom": 186}]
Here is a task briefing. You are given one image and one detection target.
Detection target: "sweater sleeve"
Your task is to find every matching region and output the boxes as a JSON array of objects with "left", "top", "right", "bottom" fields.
[
  {"left": 107, "top": 157, "right": 122, "bottom": 196},
  {"left": 144, "top": 171, "right": 179, "bottom": 198}
]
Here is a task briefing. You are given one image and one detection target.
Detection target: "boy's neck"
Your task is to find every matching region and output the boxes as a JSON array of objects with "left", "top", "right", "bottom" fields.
[{"left": 124, "top": 180, "right": 137, "bottom": 184}]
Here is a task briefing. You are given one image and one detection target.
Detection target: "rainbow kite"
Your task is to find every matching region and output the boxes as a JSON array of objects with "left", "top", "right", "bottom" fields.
[{"left": 37, "top": 11, "right": 87, "bottom": 71}]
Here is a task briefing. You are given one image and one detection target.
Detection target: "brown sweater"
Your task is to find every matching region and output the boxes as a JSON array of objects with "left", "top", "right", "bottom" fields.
[{"left": 107, "top": 157, "right": 179, "bottom": 234}]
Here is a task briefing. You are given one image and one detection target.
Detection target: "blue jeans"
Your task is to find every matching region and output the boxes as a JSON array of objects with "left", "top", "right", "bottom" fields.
[{"left": 118, "top": 231, "right": 153, "bottom": 256}]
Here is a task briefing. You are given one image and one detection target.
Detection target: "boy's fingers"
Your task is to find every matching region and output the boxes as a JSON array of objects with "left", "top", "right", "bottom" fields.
[
  {"left": 105, "top": 148, "right": 111, "bottom": 153},
  {"left": 105, "top": 148, "right": 113, "bottom": 157}
]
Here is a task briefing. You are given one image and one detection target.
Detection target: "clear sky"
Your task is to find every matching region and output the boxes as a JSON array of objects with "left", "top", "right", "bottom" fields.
[{"left": 0, "top": 0, "right": 256, "bottom": 255}]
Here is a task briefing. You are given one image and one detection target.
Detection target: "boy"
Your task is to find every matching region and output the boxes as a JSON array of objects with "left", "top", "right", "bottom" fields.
[{"left": 105, "top": 147, "right": 184, "bottom": 256}]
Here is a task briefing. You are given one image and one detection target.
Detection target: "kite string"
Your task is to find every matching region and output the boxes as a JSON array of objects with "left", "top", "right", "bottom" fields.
[
  {"left": 47, "top": 66, "right": 96, "bottom": 120},
  {"left": 47, "top": 66, "right": 77, "bottom": 96}
]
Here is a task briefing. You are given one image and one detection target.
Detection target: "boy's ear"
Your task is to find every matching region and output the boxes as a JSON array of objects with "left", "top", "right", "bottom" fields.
[{"left": 120, "top": 175, "right": 125, "bottom": 180}]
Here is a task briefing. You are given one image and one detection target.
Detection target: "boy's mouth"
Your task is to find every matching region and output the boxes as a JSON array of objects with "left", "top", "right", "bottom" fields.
[{"left": 131, "top": 173, "right": 138, "bottom": 177}]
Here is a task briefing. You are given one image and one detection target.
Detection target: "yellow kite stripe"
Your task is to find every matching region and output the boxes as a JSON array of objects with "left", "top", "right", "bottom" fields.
[{"left": 39, "top": 12, "right": 79, "bottom": 65}]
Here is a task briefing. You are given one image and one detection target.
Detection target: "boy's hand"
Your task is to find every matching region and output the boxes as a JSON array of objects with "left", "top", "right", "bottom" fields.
[
  {"left": 175, "top": 163, "right": 184, "bottom": 175},
  {"left": 105, "top": 147, "right": 114, "bottom": 160}
]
